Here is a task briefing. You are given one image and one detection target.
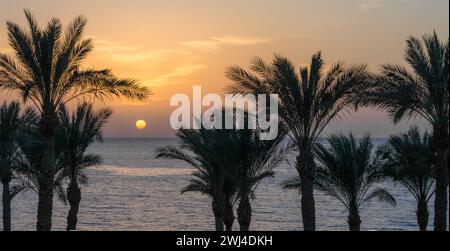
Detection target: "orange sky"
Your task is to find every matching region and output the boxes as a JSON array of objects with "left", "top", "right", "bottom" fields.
[{"left": 0, "top": 0, "right": 448, "bottom": 137}]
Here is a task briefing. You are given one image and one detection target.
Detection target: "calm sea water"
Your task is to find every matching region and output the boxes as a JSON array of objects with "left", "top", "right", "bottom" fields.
[{"left": 2, "top": 138, "right": 435, "bottom": 231}]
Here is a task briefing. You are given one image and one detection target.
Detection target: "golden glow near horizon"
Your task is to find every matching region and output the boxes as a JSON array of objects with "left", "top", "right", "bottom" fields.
[
  {"left": 136, "top": 120, "right": 147, "bottom": 130},
  {"left": 0, "top": 0, "right": 448, "bottom": 137}
]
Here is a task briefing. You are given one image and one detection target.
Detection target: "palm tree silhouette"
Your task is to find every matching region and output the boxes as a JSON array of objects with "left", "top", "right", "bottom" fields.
[
  {"left": 225, "top": 53, "right": 371, "bottom": 230},
  {"left": 0, "top": 10, "right": 150, "bottom": 230},
  {"left": 284, "top": 133, "right": 396, "bottom": 231},
  {"left": 156, "top": 110, "right": 288, "bottom": 231},
  {"left": 0, "top": 101, "right": 37, "bottom": 231},
  {"left": 222, "top": 178, "right": 237, "bottom": 231},
  {"left": 362, "top": 31, "right": 448, "bottom": 231},
  {"left": 11, "top": 107, "right": 76, "bottom": 208},
  {"left": 156, "top": 128, "right": 231, "bottom": 231},
  {"left": 57, "top": 102, "right": 111, "bottom": 231},
  {"left": 378, "top": 127, "right": 435, "bottom": 231},
  {"left": 11, "top": 103, "right": 106, "bottom": 231},
  {"left": 226, "top": 126, "right": 288, "bottom": 231},
  {"left": 11, "top": 120, "right": 74, "bottom": 222}
]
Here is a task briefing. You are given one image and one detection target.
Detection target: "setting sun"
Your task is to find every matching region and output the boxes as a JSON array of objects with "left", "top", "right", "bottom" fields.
[{"left": 135, "top": 120, "right": 147, "bottom": 130}]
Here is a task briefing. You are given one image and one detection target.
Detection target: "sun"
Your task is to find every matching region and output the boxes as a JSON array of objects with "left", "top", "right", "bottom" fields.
[{"left": 135, "top": 120, "right": 146, "bottom": 130}]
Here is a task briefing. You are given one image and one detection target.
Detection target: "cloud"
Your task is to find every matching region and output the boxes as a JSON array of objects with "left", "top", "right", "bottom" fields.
[
  {"left": 150, "top": 64, "right": 207, "bottom": 84},
  {"left": 92, "top": 38, "right": 190, "bottom": 63},
  {"left": 361, "top": 0, "right": 381, "bottom": 12},
  {"left": 94, "top": 39, "right": 140, "bottom": 52},
  {"left": 180, "top": 36, "right": 271, "bottom": 51},
  {"left": 87, "top": 35, "right": 270, "bottom": 89},
  {"left": 91, "top": 35, "right": 271, "bottom": 63}
]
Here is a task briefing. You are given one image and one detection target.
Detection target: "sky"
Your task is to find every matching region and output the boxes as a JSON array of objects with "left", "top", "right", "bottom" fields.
[{"left": 0, "top": 0, "right": 448, "bottom": 138}]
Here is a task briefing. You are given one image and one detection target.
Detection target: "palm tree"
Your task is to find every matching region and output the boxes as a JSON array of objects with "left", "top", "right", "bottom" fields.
[
  {"left": 156, "top": 128, "right": 231, "bottom": 231},
  {"left": 284, "top": 133, "right": 396, "bottom": 231},
  {"left": 0, "top": 102, "right": 22, "bottom": 232},
  {"left": 156, "top": 125, "right": 287, "bottom": 231},
  {"left": 362, "top": 31, "right": 448, "bottom": 230},
  {"left": 0, "top": 10, "right": 150, "bottom": 230},
  {"left": 0, "top": 101, "right": 37, "bottom": 231},
  {"left": 11, "top": 123, "right": 71, "bottom": 220},
  {"left": 58, "top": 102, "right": 111, "bottom": 231},
  {"left": 226, "top": 53, "right": 371, "bottom": 230},
  {"left": 378, "top": 127, "right": 435, "bottom": 231},
  {"left": 222, "top": 178, "right": 237, "bottom": 231},
  {"left": 157, "top": 106, "right": 288, "bottom": 232},
  {"left": 11, "top": 103, "right": 108, "bottom": 231},
  {"left": 228, "top": 127, "right": 288, "bottom": 231}
]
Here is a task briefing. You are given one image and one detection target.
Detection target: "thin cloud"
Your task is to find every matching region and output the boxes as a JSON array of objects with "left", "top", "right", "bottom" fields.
[
  {"left": 150, "top": 64, "right": 207, "bottom": 84},
  {"left": 90, "top": 35, "right": 271, "bottom": 62},
  {"left": 361, "top": 0, "right": 381, "bottom": 12},
  {"left": 180, "top": 36, "right": 271, "bottom": 51},
  {"left": 92, "top": 37, "right": 190, "bottom": 63},
  {"left": 94, "top": 38, "right": 141, "bottom": 52}
]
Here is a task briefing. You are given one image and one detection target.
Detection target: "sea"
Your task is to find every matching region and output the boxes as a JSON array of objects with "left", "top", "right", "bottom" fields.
[{"left": 1, "top": 138, "right": 435, "bottom": 231}]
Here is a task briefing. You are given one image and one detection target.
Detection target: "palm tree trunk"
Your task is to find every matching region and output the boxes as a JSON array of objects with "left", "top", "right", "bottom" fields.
[
  {"left": 2, "top": 182, "right": 11, "bottom": 231},
  {"left": 446, "top": 142, "right": 449, "bottom": 230},
  {"left": 36, "top": 115, "right": 56, "bottom": 231},
  {"left": 223, "top": 202, "right": 234, "bottom": 231},
  {"left": 296, "top": 148, "right": 316, "bottom": 231},
  {"left": 416, "top": 197, "right": 428, "bottom": 231},
  {"left": 66, "top": 179, "right": 81, "bottom": 231},
  {"left": 347, "top": 207, "right": 361, "bottom": 231},
  {"left": 237, "top": 198, "right": 252, "bottom": 231},
  {"left": 212, "top": 199, "right": 224, "bottom": 231},
  {"left": 433, "top": 125, "right": 448, "bottom": 231}
]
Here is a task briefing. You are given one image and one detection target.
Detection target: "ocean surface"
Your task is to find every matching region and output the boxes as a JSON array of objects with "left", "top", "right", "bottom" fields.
[{"left": 2, "top": 138, "right": 436, "bottom": 231}]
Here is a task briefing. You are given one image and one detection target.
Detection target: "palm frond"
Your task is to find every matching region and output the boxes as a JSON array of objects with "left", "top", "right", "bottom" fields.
[
  {"left": 364, "top": 187, "right": 397, "bottom": 207},
  {"left": 282, "top": 176, "right": 302, "bottom": 190}
]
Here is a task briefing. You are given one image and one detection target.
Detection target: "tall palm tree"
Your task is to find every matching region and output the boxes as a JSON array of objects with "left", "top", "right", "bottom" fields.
[
  {"left": 378, "top": 127, "right": 435, "bottom": 231},
  {"left": 226, "top": 53, "right": 371, "bottom": 230},
  {"left": 0, "top": 10, "right": 150, "bottom": 230},
  {"left": 58, "top": 102, "right": 110, "bottom": 231},
  {"left": 284, "top": 133, "right": 396, "bottom": 231},
  {"left": 156, "top": 128, "right": 231, "bottom": 231},
  {"left": 362, "top": 31, "right": 449, "bottom": 231},
  {"left": 0, "top": 101, "right": 37, "bottom": 231}
]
